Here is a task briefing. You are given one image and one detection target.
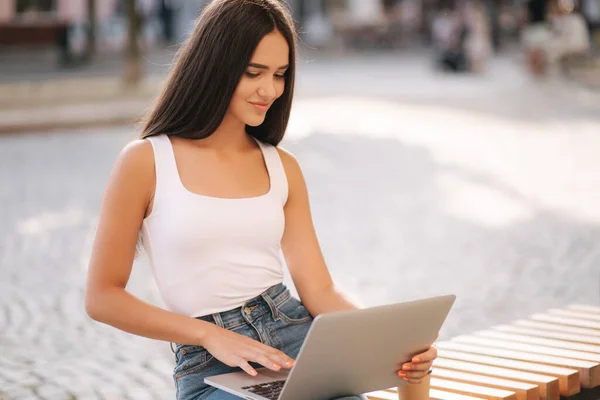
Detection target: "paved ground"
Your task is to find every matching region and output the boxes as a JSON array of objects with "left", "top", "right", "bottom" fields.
[
  {"left": 2, "top": 48, "right": 599, "bottom": 128},
  {"left": 2, "top": 43, "right": 599, "bottom": 110},
  {"left": 1, "top": 55, "right": 600, "bottom": 399}
]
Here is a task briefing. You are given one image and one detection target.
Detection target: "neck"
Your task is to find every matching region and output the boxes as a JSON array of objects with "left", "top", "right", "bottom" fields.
[{"left": 199, "top": 113, "right": 251, "bottom": 150}]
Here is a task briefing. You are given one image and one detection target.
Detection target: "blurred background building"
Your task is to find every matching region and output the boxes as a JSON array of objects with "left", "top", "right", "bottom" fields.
[
  {"left": 0, "top": 0, "right": 598, "bottom": 89},
  {"left": 1, "top": 0, "right": 598, "bottom": 57}
]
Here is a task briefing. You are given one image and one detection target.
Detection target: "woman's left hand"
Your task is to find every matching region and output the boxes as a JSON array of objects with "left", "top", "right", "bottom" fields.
[{"left": 397, "top": 335, "right": 438, "bottom": 384}]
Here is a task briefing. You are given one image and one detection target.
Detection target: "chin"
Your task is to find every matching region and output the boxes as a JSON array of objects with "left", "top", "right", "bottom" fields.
[{"left": 245, "top": 116, "right": 267, "bottom": 127}]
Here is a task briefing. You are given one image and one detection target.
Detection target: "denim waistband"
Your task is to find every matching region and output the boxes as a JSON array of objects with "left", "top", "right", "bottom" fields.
[{"left": 196, "top": 283, "right": 290, "bottom": 331}]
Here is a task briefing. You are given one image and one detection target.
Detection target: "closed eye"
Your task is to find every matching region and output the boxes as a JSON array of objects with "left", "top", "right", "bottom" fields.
[{"left": 245, "top": 71, "right": 287, "bottom": 79}]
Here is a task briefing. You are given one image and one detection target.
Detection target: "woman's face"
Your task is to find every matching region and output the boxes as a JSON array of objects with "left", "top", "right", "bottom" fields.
[{"left": 227, "top": 29, "right": 290, "bottom": 127}]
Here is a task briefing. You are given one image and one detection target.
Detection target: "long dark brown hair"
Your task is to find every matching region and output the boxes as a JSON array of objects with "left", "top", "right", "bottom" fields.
[{"left": 140, "top": 0, "right": 297, "bottom": 146}]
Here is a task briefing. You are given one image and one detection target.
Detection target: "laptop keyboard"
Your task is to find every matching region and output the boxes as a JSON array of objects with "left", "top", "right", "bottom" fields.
[{"left": 242, "top": 380, "right": 286, "bottom": 400}]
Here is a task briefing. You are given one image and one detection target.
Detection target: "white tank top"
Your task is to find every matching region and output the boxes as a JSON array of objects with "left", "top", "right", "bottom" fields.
[{"left": 141, "top": 134, "right": 287, "bottom": 317}]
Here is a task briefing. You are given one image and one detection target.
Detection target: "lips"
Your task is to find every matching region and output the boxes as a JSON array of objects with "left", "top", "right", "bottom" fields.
[{"left": 249, "top": 102, "right": 270, "bottom": 112}]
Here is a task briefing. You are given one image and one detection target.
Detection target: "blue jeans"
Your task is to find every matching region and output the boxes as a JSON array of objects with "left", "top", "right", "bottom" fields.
[{"left": 173, "top": 283, "right": 368, "bottom": 400}]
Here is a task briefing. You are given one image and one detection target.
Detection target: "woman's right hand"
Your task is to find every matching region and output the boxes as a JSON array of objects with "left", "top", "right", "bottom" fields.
[{"left": 202, "top": 324, "right": 295, "bottom": 376}]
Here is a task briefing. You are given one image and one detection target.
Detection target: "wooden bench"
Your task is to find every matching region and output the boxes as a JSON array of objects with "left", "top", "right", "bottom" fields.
[
  {"left": 0, "top": 20, "right": 67, "bottom": 47},
  {"left": 365, "top": 304, "right": 600, "bottom": 400}
]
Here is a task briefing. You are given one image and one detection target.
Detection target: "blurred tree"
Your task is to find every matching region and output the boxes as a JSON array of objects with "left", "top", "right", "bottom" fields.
[
  {"left": 16, "top": 0, "right": 54, "bottom": 13},
  {"left": 85, "top": 0, "right": 97, "bottom": 61},
  {"left": 124, "top": 0, "right": 143, "bottom": 86}
]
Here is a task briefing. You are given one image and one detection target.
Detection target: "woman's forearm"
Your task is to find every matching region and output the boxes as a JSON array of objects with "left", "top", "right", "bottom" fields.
[
  {"left": 303, "top": 284, "right": 362, "bottom": 316},
  {"left": 85, "top": 286, "right": 215, "bottom": 346}
]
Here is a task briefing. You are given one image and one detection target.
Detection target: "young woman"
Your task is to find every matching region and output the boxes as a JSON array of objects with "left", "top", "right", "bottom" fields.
[{"left": 84, "top": 1, "right": 437, "bottom": 399}]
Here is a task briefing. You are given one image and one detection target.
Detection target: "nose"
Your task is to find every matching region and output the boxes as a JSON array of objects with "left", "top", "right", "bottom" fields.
[{"left": 257, "top": 76, "right": 277, "bottom": 99}]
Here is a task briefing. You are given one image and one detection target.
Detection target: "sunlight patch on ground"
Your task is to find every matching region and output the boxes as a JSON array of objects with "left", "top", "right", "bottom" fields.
[
  {"left": 287, "top": 96, "right": 600, "bottom": 226},
  {"left": 17, "top": 207, "right": 84, "bottom": 236},
  {"left": 436, "top": 172, "right": 535, "bottom": 229}
]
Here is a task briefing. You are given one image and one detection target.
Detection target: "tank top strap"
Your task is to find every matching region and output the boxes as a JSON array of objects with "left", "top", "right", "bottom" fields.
[
  {"left": 145, "top": 134, "right": 180, "bottom": 203},
  {"left": 255, "top": 139, "right": 289, "bottom": 206}
]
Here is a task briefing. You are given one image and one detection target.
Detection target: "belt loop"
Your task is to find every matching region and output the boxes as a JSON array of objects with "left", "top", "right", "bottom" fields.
[
  {"left": 261, "top": 292, "right": 280, "bottom": 322},
  {"left": 212, "top": 312, "right": 225, "bottom": 328}
]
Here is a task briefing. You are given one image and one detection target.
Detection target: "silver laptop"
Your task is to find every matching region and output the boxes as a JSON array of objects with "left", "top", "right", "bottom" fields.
[{"left": 205, "top": 294, "right": 456, "bottom": 400}]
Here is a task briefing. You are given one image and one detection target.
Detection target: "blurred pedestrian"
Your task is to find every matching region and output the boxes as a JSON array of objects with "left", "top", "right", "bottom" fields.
[
  {"left": 432, "top": 7, "right": 454, "bottom": 50},
  {"left": 432, "top": 6, "right": 469, "bottom": 71},
  {"left": 522, "top": 0, "right": 552, "bottom": 75},
  {"left": 136, "top": 0, "right": 155, "bottom": 50},
  {"left": 158, "top": 0, "right": 177, "bottom": 44},
  {"left": 56, "top": 16, "right": 74, "bottom": 66},
  {"left": 464, "top": 0, "right": 493, "bottom": 73},
  {"left": 546, "top": 0, "right": 591, "bottom": 70}
]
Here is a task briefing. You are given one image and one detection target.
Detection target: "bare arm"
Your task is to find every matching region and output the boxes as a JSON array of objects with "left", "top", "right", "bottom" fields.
[
  {"left": 84, "top": 139, "right": 213, "bottom": 346},
  {"left": 85, "top": 140, "right": 294, "bottom": 375},
  {"left": 278, "top": 148, "right": 361, "bottom": 316},
  {"left": 278, "top": 148, "right": 436, "bottom": 391}
]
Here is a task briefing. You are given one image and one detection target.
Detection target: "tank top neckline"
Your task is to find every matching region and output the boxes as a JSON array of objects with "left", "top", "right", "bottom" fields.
[{"left": 164, "top": 134, "right": 274, "bottom": 201}]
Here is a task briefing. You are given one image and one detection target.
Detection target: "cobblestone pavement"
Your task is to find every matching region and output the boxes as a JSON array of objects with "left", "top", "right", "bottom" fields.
[{"left": 1, "top": 56, "right": 600, "bottom": 399}]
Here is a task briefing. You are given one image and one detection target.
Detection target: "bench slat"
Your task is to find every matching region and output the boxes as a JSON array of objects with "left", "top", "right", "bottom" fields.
[
  {"left": 438, "top": 339, "right": 600, "bottom": 388},
  {"left": 531, "top": 313, "right": 600, "bottom": 330},
  {"left": 432, "top": 367, "right": 539, "bottom": 400},
  {"left": 454, "top": 335, "right": 600, "bottom": 361},
  {"left": 476, "top": 330, "right": 600, "bottom": 354},
  {"left": 493, "top": 324, "right": 600, "bottom": 345},
  {"left": 566, "top": 305, "right": 600, "bottom": 315},
  {"left": 513, "top": 320, "right": 600, "bottom": 337},
  {"left": 434, "top": 358, "right": 559, "bottom": 400},
  {"left": 548, "top": 309, "right": 600, "bottom": 322},
  {"left": 440, "top": 340, "right": 600, "bottom": 389},
  {"left": 437, "top": 347, "right": 580, "bottom": 396},
  {"left": 430, "top": 377, "right": 518, "bottom": 400},
  {"left": 429, "top": 388, "right": 488, "bottom": 400}
]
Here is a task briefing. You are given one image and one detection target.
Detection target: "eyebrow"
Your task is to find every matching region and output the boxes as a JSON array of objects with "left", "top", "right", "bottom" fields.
[{"left": 247, "top": 63, "right": 289, "bottom": 70}]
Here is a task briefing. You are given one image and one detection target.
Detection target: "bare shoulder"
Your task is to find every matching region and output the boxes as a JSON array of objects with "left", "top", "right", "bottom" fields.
[
  {"left": 86, "top": 138, "right": 156, "bottom": 302},
  {"left": 275, "top": 147, "right": 307, "bottom": 197},
  {"left": 275, "top": 146, "right": 302, "bottom": 177},
  {"left": 113, "top": 139, "right": 155, "bottom": 183},
  {"left": 118, "top": 138, "right": 154, "bottom": 169},
  {"left": 106, "top": 138, "right": 156, "bottom": 205}
]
